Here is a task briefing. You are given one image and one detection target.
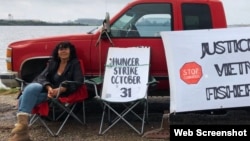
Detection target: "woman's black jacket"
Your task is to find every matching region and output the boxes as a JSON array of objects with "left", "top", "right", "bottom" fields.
[{"left": 33, "top": 58, "right": 84, "bottom": 97}]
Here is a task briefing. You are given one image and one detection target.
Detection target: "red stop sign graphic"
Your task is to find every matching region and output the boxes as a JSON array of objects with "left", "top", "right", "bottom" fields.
[{"left": 180, "top": 62, "right": 203, "bottom": 84}]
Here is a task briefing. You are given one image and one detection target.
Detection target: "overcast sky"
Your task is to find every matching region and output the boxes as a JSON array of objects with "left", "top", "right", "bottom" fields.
[{"left": 0, "top": 0, "right": 249, "bottom": 25}]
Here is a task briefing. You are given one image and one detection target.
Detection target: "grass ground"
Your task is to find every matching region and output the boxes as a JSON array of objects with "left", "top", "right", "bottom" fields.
[{"left": 0, "top": 88, "right": 19, "bottom": 95}]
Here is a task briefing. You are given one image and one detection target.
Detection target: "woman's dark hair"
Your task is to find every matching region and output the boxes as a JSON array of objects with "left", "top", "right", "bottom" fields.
[{"left": 51, "top": 41, "right": 78, "bottom": 61}]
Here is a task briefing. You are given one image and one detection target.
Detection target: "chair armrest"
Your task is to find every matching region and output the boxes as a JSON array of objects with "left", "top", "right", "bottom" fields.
[
  {"left": 84, "top": 76, "right": 103, "bottom": 85},
  {"left": 15, "top": 77, "right": 28, "bottom": 93},
  {"left": 61, "top": 80, "right": 82, "bottom": 86},
  {"left": 147, "top": 76, "right": 159, "bottom": 86},
  {"left": 84, "top": 76, "right": 103, "bottom": 98},
  {"left": 15, "top": 77, "right": 25, "bottom": 83},
  {"left": 56, "top": 81, "right": 83, "bottom": 98}
]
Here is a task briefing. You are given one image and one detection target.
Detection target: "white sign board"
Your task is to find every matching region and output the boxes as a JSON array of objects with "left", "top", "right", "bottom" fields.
[
  {"left": 101, "top": 47, "right": 150, "bottom": 102},
  {"left": 161, "top": 27, "right": 250, "bottom": 113}
]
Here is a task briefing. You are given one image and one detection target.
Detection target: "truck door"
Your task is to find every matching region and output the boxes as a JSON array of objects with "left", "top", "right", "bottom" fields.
[{"left": 94, "top": 3, "right": 173, "bottom": 80}]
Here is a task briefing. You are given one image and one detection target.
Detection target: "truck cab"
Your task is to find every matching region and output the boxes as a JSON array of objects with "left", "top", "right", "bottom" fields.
[{"left": 1, "top": 0, "right": 227, "bottom": 96}]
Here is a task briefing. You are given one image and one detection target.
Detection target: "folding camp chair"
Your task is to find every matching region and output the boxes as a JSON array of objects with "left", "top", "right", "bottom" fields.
[
  {"left": 85, "top": 47, "right": 155, "bottom": 135},
  {"left": 16, "top": 59, "right": 88, "bottom": 136},
  {"left": 29, "top": 81, "right": 88, "bottom": 136}
]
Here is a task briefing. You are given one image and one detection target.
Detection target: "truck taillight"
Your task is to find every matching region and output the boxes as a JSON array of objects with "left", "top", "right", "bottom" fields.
[{"left": 6, "top": 48, "right": 12, "bottom": 70}]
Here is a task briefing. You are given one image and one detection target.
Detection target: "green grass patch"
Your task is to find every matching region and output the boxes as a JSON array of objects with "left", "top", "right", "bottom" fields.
[{"left": 0, "top": 88, "right": 19, "bottom": 95}]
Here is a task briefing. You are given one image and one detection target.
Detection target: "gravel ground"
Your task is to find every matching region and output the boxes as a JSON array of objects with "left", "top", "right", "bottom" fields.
[
  {"left": 0, "top": 93, "right": 170, "bottom": 141},
  {"left": 3, "top": 90, "right": 250, "bottom": 141}
]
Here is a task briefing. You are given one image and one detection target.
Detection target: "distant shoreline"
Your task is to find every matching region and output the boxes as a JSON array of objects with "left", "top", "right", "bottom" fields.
[
  {"left": 0, "top": 24, "right": 89, "bottom": 26},
  {"left": 0, "top": 19, "right": 101, "bottom": 26}
]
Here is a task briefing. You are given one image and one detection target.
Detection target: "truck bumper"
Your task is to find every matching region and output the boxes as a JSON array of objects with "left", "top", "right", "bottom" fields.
[{"left": 0, "top": 72, "right": 19, "bottom": 88}]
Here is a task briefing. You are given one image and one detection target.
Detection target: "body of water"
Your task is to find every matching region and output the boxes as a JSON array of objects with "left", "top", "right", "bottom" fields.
[{"left": 0, "top": 26, "right": 98, "bottom": 88}]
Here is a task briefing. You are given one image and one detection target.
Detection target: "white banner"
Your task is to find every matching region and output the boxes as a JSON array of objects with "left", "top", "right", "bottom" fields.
[
  {"left": 161, "top": 27, "right": 250, "bottom": 113},
  {"left": 101, "top": 47, "right": 150, "bottom": 102}
]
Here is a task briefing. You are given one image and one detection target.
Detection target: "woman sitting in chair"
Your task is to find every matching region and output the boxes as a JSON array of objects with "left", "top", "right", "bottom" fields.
[{"left": 8, "top": 41, "right": 84, "bottom": 141}]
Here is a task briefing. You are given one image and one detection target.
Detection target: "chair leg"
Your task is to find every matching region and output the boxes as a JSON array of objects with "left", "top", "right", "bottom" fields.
[
  {"left": 29, "top": 114, "right": 55, "bottom": 136},
  {"left": 99, "top": 101, "right": 146, "bottom": 135},
  {"left": 38, "top": 117, "right": 55, "bottom": 136},
  {"left": 99, "top": 104, "right": 107, "bottom": 135},
  {"left": 31, "top": 102, "right": 86, "bottom": 137},
  {"left": 54, "top": 104, "right": 82, "bottom": 136},
  {"left": 29, "top": 114, "right": 39, "bottom": 126},
  {"left": 82, "top": 101, "right": 86, "bottom": 124},
  {"left": 111, "top": 101, "right": 147, "bottom": 134},
  {"left": 140, "top": 101, "right": 147, "bottom": 135}
]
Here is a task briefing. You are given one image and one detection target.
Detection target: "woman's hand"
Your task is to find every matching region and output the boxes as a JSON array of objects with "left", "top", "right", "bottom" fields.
[
  {"left": 47, "top": 87, "right": 54, "bottom": 98},
  {"left": 47, "top": 87, "right": 66, "bottom": 98},
  {"left": 47, "top": 86, "right": 58, "bottom": 98}
]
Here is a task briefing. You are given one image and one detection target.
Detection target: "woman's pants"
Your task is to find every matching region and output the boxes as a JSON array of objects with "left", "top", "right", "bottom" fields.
[{"left": 18, "top": 83, "right": 47, "bottom": 114}]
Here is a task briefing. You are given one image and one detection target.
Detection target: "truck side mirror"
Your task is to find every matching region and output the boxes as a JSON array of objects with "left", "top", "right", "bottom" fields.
[
  {"left": 96, "top": 12, "right": 114, "bottom": 47},
  {"left": 101, "top": 12, "right": 112, "bottom": 40},
  {"left": 103, "top": 12, "right": 110, "bottom": 33}
]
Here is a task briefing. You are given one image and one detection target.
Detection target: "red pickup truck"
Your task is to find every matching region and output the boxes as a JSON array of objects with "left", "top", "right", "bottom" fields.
[{"left": 0, "top": 0, "right": 227, "bottom": 96}]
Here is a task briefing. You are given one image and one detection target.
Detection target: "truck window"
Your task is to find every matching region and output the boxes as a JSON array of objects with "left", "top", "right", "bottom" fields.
[
  {"left": 182, "top": 3, "right": 212, "bottom": 30},
  {"left": 110, "top": 3, "right": 172, "bottom": 38}
]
